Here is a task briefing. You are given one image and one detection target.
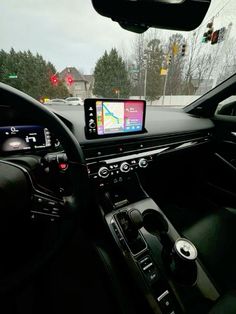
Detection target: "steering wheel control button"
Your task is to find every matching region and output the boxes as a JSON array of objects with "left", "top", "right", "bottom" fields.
[
  {"left": 139, "top": 158, "right": 148, "bottom": 168},
  {"left": 98, "top": 166, "right": 110, "bottom": 178},
  {"left": 37, "top": 197, "right": 43, "bottom": 203},
  {"left": 31, "top": 195, "right": 63, "bottom": 220},
  {"left": 47, "top": 201, "right": 56, "bottom": 206},
  {"left": 120, "top": 162, "right": 130, "bottom": 173}
]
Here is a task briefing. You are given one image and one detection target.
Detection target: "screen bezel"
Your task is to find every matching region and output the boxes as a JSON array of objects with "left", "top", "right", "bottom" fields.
[{"left": 84, "top": 98, "right": 146, "bottom": 139}]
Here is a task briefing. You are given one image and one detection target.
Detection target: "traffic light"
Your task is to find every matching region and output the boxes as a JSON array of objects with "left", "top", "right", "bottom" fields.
[
  {"left": 211, "top": 30, "right": 219, "bottom": 45},
  {"left": 202, "top": 21, "right": 214, "bottom": 43},
  {"left": 202, "top": 33, "right": 208, "bottom": 43},
  {"left": 66, "top": 75, "right": 73, "bottom": 85},
  {"left": 181, "top": 44, "right": 186, "bottom": 57},
  {"left": 50, "top": 74, "right": 58, "bottom": 86},
  {"left": 167, "top": 55, "right": 172, "bottom": 65}
]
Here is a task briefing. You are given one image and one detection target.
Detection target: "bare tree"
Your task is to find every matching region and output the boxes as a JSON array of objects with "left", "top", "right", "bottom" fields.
[
  {"left": 182, "top": 29, "right": 205, "bottom": 94},
  {"left": 130, "top": 33, "right": 146, "bottom": 97},
  {"left": 164, "top": 33, "right": 186, "bottom": 95},
  {"left": 196, "top": 53, "right": 212, "bottom": 82}
]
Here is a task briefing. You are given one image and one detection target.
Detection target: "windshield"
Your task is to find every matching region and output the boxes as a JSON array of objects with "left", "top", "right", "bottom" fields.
[{"left": 0, "top": 0, "right": 235, "bottom": 107}]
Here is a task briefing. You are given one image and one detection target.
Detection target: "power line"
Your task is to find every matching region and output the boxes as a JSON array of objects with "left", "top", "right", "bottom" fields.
[{"left": 200, "top": 0, "right": 232, "bottom": 30}]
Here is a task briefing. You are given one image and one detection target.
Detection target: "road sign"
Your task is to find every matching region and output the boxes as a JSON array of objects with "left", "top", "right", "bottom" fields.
[
  {"left": 8, "top": 74, "right": 17, "bottom": 79},
  {"left": 160, "top": 68, "right": 168, "bottom": 76},
  {"left": 129, "top": 69, "right": 139, "bottom": 73}
]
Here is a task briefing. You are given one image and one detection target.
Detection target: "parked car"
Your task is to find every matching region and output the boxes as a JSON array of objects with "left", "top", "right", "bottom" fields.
[
  {"left": 45, "top": 98, "right": 68, "bottom": 105},
  {"left": 65, "top": 97, "right": 83, "bottom": 106}
]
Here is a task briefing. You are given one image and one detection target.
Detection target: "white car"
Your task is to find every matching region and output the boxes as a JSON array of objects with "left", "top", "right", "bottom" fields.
[{"left": 65, "top": 97, "right": 83, "bottom": 106}]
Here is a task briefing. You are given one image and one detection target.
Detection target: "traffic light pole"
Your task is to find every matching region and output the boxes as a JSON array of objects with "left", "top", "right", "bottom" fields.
[
  {"left": 144, "top": 66, "right": 147, "bottom": 100},
  {"left": 162, "top": 69, "right": 169, "bottom": 106}
]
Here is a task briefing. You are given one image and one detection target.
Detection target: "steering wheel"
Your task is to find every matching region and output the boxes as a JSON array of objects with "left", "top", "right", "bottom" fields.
[{"left": 0, "top": 83, "right": 88, "bottom": 293}]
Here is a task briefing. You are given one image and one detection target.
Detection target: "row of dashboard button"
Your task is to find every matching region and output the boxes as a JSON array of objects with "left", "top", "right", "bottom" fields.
[{"left": 93, "top": 158, "right": 150, "bottom": 179}]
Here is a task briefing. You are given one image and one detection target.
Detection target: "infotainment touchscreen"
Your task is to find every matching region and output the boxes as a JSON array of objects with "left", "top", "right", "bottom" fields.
[{"left": 84, "top": 99, "right": 146, "bottom": 139}]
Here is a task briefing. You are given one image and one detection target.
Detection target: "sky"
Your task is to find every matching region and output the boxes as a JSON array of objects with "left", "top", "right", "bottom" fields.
[{"left": 1, "top": 0, "right": 235, "bottom": 74}]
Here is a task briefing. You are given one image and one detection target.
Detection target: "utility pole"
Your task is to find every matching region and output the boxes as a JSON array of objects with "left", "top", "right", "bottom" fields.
[
  {"left": 144, "top": 66, "right": 148, "bottom": 100},
  {"left": 143, "top": 49, "right": 151, "bottom": 100},
  {"left": 162, "top": 53, "right": 172, "bottom": 105},
  {"left": 162, "top": 69, "right": 169, "bottom": 105}
]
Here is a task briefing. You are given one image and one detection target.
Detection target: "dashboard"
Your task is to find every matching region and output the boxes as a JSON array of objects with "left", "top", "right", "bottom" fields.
[
  {"left": 0, "top": 99, "right": 215, "bottom": 216},
  {"left": 0, "top": 102, "right": 215, "bottom": 189}
]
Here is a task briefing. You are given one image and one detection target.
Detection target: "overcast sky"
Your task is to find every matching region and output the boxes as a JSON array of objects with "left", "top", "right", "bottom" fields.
[{"left": 1, "top": 0, "right": 235, "bottom": 74}]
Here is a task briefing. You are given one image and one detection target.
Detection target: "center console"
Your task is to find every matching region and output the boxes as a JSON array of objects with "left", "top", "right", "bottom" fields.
[
  {"left": 83, "top": 98, "right": 218, "bottom": 314},
  {"left": 102, "top": 191, "right": 219, "bottom": 314}
]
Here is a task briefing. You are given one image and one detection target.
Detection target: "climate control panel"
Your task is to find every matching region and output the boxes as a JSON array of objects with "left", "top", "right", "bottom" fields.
[{"left": 87, "top": 154, "right": 153, "bottom": 185}]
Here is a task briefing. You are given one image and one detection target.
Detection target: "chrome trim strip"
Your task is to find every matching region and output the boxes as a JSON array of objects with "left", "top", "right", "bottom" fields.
[
  {"left": 30, "top": 210, "right": 60, "bottom": 218},
  {"left": 104, "top": 147, "right": 169, "bottom": 164},
  {"left": 157, "top": 290, "right": 169, "bottom": 302},
  {"left": 84, "top": 135, "right": 210, "bottom": 161}
]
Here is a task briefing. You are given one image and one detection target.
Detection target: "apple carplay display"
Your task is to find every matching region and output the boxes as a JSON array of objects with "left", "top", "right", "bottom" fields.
[{"left": 84, "top": 99, "right": 146, "bottom": 139}]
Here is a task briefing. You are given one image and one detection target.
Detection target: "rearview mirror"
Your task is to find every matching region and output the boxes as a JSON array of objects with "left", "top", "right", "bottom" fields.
[{"left": 92, "top": 0, "right": 211, "bottom": 33}]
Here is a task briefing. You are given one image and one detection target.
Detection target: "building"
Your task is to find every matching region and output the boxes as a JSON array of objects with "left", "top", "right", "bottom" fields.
[
  {"left": 59, "top": 67, "right": 94, "bottom": 99},
  {"left": 83, "top": 75, "right": 94, "bottom": 98}
]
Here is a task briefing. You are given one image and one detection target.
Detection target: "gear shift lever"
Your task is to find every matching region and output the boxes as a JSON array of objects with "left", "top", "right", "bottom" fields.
[
  {"left": 129, "top": 208, "right": 198, "bottom": 286},
  {"left": 128, "top": 208, "right": 144, "bottom": 230}
]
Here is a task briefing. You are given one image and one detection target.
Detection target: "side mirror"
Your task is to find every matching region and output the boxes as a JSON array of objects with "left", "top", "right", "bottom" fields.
[
  {"left": 217, "top": 101, "right": 236, "bottom": 116},
  {"left": 92, "top": 0, "right": 211, "bottom": 33}
]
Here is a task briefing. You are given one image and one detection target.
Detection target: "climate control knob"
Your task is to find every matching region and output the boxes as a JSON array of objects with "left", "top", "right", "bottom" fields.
[
  {"left": 120, "top": 162, "right": 130, "bottom": 173},
  {"left": 139, "top": 158, "right": 148, "bottom": 168},
  {"left": 98, "top": 167, "right": 110, "bottom": 178}
]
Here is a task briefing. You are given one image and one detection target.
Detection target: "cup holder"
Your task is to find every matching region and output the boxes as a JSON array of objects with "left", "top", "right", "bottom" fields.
[
  {"left": 142, "top": 209, "right": 198, "bottom": 286},
  {"left": 142, "top": 209, "right": 169, "bottom": 236}
]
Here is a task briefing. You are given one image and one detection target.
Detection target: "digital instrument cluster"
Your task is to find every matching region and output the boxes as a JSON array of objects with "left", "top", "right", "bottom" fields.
[{"left": 0, "top": 125, "right": 52, "bottom": 153}]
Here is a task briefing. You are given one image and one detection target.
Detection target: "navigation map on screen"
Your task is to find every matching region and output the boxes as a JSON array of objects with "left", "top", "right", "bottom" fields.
[{"left": 96, "top": 100, "right": 144, "bottom": 135}]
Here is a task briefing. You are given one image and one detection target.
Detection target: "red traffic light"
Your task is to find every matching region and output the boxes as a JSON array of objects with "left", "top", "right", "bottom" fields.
[
  {"left": 50, "top": 75, "right": 59, "bottom": 86},
  {"left": 66, "top": 75, "right": 74, "bottom": 85},
  {"left": 211, "top": 30, "right": 219, "bottom": 45}
]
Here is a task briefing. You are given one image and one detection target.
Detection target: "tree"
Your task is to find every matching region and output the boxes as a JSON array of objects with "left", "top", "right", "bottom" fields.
[
  {"left": 130, "top": 34, "right": 145, "bottom": 97},
  {"left": 93, "top": 48, "right": 131, "bottom": 98},
  {"left": 216, "top": 37, "right": 236, "bottom": 85},
  {"left": 145, "top": 38, "right": 164, "bottom": 101},
  {"left": 181, "top": 30, "right": 213, "bottom": 95},
  {"left": 165, "top": 33, "right": 186, "bottom": 95},
  {"left": 0, "top": 49, "right": 69, "bottom": 100}
]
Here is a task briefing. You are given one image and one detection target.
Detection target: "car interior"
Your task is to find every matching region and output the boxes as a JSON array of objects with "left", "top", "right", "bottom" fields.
[{"left": 1, "top": 0, "right": 236, "bottom": 313}]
